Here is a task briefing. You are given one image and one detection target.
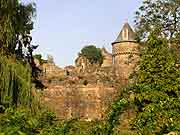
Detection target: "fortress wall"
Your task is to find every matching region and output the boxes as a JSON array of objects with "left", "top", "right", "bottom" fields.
[{"left": 42, "top": 84, "right": 116, "bottom": 121}]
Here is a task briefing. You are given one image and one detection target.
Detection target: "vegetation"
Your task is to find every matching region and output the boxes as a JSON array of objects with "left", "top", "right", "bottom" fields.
[
  {"left": 135, "top": 0, "right": 180, "bottom": 41},
  {"left": 131, "top": 35, "right": 180, "bottom": 134},
  {"left": 0, "top": 0, "right": 180, "bottom": 135},
  {"left": 103, "top": 1, "right": 180, "bottom": 134},
  {"left": 79, "top": 45, "right": 103, "bottom": 64},
  {"left": 0, "top": 0, "right": 37, "bottom": 57},
  {"left": 0, "top": 1, "right": 59, "bottom": 135},
  {"left": 0, "top": 0, "right": 40, "bottom": 82},
  {"left": 0, "top": 55, "right": 31, "bottom": 109}
]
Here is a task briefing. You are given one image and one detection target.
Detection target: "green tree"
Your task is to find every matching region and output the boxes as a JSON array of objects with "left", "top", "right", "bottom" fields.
[
  {"left": 0, "top": 0, "right": 43, "bottom": 88},
  {"left": 135, "top": 0, "right": 180, "bottom": 41},
  {"left": 0, "top": 0, "right": 40, "bottom": 109},
  {"left": 79, "top": 45, "right": 103, "bottom": 64},
  {"left": 0, "top": 55, "right": 31, "bottom": 108},
  {"left": 132, "top": 34, "right": 180, "bottom": 134},
  {"left": 0, "top": 0, "right": 37, "bottom": 59}
]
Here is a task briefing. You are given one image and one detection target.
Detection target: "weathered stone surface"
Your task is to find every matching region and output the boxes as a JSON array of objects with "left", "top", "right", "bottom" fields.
[
  {"left": 40, "top": 22, "right": 140, "bottom": 121},
  {"left": 75, "top": 56, "right": 100, "bottom": 73},
  {"left": 101, "top": 47, "right": 112, "bottom": 68},
  {"left": 112, "top": 23, "right": 140, "bottom": 84},
  {"left": 42, "top": 63, "right": 65, "bottom": 78},
  {"left": 42, "top": 84, "right": 116, "bottom": 121},
  {"left": 113, "top": 42, "right": 140, "bottom": 80}
]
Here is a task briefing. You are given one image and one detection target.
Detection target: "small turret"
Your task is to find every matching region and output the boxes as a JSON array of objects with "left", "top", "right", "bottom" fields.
[{"left": 112, "top": 22, "right": 140, "bottom": 84}]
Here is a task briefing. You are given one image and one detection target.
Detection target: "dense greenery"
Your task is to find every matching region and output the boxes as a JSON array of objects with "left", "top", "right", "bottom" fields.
[
  {"left": 101, "top": 35, "right": 180, "bottom": 135},
  {"left": 135, "top": 0, "right": 180, "bottom": 41},
  {"left": 131, "top": 35, "right": 180, "bottom": 134},
  {"left": 0, "top": 0, "right": 41, "bottom": 108},
  {"left": 135, "top": 0, "right": 180, "bottom": 62},
  {"left": 0, "top": 0, "right": 40, "bottom": 81},
  {"left": 0, "top": 0, "right": 37, "bottom": 56},
  {"left": 0, "top": 108, "right": 76, "bottom": 135},
  {"left": 0, "top": 55, "right": 31, "bottom": 109},
  {"left": 79, "top": 45, "right": 103, "bottom": 64},
  {"left": 0, "top": 1, "right": 53, "bottom": 134}
]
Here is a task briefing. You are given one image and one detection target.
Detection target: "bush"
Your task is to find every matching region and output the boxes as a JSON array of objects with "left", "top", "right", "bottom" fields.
[{"left": 0, "top": 108, "right": 63, "bottom": 135}]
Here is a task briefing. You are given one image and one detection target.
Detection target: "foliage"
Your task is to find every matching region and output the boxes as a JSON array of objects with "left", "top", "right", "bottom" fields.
[
  {"left": 0, "top": 110, "right": 108, "bottom": 135},
  {"left": 0, "top": 0, "right": 37, "bottom": 56},
  {"left": 0, "top": 55, "right": 31, "bottom": 108},
  {"left": 79, "top": 45, "right": 103, "bottom": 64},
  {"left": 106, "top": 98, "right": 129, "bottom": 135},
  {"left": 0, "top": 0, "right": 40, "bottom": 82},
  {"left": 90, "top": 121, "right": 108, "bottom": 135},
  {"left": 89, "top": 91, "right": 129, "bottom": 135},
  {"left": 135, "top": 0, "right": 180, "bottom": 41},
  {"left": 0, "top": 108, "right": 60, "bottom": 135},
  {"left": 131, "top": 35, "right": 180, "bottom": 134}
]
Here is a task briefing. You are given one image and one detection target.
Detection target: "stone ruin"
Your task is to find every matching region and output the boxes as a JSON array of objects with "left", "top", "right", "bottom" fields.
[{"left": 36, "top": 22, "right": 140, "bottom": 121}]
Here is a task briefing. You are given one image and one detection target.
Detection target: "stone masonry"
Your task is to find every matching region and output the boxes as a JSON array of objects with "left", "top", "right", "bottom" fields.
[
  {"left": 112, "top": 23, "right": 140, "bottom": 84},
  {"left": 40, "top": 22, "right": 140, "bottom": 121}
]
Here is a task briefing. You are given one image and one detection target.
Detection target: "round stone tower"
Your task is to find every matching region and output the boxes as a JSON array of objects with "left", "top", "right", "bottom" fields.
[{"left": 112, "top": 23, "right": 140, "bottom": 83}]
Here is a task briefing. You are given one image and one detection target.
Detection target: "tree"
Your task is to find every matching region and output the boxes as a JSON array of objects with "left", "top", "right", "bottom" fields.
[
  {"left": 0, "top": 0, "right": 43, "bottom": 86},
  {"left": 135, "top": 0, "right": 180, "bottom": 41},
  {"left": 0, "top": 0, "right": 42, "bottom": 108},
  {"left": 132, "top": 34, "right": 180, "bottom": 134},
  {"left": 0, "top": 0, "right": 37, "bottom": 61},
  {"left": 79, "top": 45, "right": 103, "bottom": 64}
]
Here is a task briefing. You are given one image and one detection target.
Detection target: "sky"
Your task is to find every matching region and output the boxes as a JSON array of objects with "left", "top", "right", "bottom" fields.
[{"left": 25, "top": 0, "right": 142, "bottom": 67}]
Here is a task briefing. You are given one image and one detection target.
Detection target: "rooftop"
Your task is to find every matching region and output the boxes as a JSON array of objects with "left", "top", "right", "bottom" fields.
[{"left": 112, "top": 22, "right": 136, "bottom": 44}]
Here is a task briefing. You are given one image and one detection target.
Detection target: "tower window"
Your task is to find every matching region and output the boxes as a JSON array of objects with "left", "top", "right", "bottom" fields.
[{"left": 123, "top": 28, "right": 129, "bottom": 40}]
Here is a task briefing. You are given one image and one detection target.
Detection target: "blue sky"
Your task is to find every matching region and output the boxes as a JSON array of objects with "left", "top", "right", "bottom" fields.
[{"left": 27, "top": 0, "right": 142, "bottom": 67}]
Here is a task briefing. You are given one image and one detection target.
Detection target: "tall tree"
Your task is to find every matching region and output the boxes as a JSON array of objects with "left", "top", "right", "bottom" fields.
[
  {"left": 0, "top": 0, "right": 37, "bottom": 61},
  {"left": 132, "top": 34, "right": 180, "bottom": 134},
  {"left": 0, "top": 0, "right": 42, "bottom": 108},
  {"left": 0, "top": 0, "right": 42, "bottom": 82},
  {"left": 135, "top": 0, "right": 180, "bottom": 41}
]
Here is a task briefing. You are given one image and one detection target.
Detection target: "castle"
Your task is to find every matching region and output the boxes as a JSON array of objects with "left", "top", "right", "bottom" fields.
[
  {"left": 81, "top": 22, "right": 140, "bottom": 83},
  {"left": 39, "top": 22, "right": 140, "bottom": 121}
]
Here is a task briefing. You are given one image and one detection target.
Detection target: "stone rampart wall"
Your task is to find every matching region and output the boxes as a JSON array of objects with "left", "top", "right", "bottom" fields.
[{"left": 42, "top": 84, "right": 116, "bottom": 121}]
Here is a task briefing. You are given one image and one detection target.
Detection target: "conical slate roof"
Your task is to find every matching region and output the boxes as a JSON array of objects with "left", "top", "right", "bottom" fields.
[{"left": 112, "top": 23, "right": 136, "bottom": 44}]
